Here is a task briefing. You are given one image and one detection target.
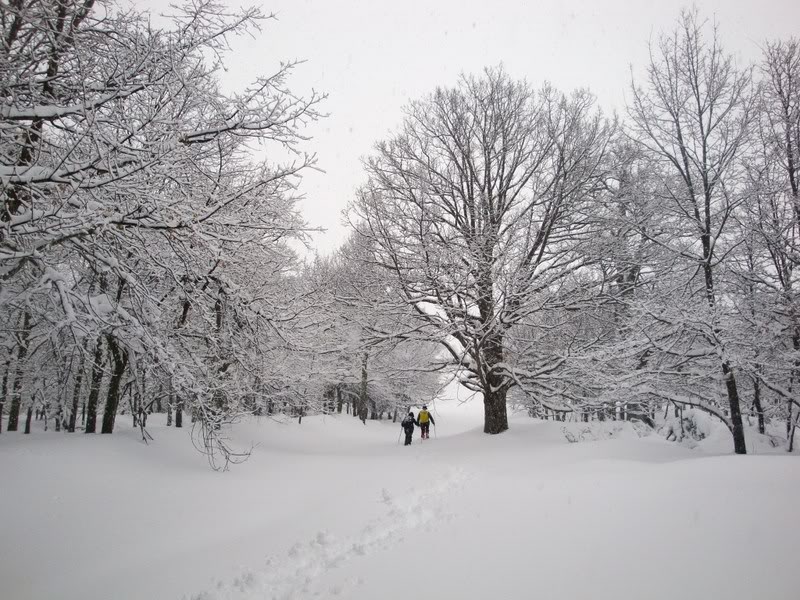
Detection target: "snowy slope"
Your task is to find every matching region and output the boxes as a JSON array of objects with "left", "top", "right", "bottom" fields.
[{"left": 1, "top": 398, "right": 797, "bottom": 600}]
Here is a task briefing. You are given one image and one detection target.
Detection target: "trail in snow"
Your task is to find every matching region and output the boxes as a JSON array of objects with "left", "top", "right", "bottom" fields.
[
  {"left": 186, "top": 467, "right": 469, "bottom": 600},
  {"left": 2, "top": 394, "right": 797, "bottom": 600}
]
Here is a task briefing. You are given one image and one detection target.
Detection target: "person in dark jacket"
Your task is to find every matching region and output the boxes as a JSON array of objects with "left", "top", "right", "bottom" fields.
[
  {"left": 400, "top": 411, "right": 418, "bottom": 446},
  {"left": 417, "top": 404, "right": 435, "bottom": 439}
]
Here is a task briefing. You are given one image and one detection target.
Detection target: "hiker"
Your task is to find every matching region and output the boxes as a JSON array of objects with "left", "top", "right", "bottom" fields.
[
  {"left": 418, "top": 404, "right": 435, "bottom": 439},
  {"left": 400, "top": 411, "right": 417, "bottom": 446}
]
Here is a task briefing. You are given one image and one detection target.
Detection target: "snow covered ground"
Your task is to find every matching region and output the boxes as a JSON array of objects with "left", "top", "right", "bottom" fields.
[{"left": 1, "top": 397, "right": 798, "bottom": 600}]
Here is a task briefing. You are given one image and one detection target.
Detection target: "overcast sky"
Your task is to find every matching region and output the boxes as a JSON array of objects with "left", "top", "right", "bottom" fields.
[{"left": 133, "top": 0, "right": 800, "bottom": 256}]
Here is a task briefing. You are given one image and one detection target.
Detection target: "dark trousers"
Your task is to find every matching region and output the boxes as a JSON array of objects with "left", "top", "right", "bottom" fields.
[
  {"left": 420, "top": 423, "right": 430, "bottom": 439},
  {"left": 404, "top": 430, "right": 413, "bottom": 445}
]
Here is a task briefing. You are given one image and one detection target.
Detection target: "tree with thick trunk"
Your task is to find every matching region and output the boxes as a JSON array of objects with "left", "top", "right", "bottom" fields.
[
  {"left": 101, "top": 335, "right": 128, "bottom": 434},
  {"left": 351, "top": 68, "right": 610, "bottom": 434},
  {"left": 6, "top": 311, "right": 31, "bottom": 432},
  {"left": 84, "top": 337, "right": 105, "bottom": 434}
]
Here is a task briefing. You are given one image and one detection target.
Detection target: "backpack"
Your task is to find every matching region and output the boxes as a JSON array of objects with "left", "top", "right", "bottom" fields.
[{"left": 418, "top": 410, "right": 430, "bottom": 424}]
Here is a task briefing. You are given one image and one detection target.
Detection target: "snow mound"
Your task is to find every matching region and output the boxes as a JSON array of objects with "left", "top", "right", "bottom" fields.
[
  {"left": 659, "top": 408, "right": 793, "bottom": 454},
  {"left": 560, "top": 420, "right": 651, "bottom": 443}
]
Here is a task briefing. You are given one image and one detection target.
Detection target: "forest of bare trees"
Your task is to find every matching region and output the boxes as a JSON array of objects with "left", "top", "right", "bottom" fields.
[
  {"left": 2, "top": 2, "right": 799, "bottom": 465},
  {"left": 350, "top": 10, "right": 800, "bottom": 453}
]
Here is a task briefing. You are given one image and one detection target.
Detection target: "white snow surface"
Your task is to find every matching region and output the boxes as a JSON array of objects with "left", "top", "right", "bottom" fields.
[{"left": 1, "top": 398, "right": 797, "bottom": 600}]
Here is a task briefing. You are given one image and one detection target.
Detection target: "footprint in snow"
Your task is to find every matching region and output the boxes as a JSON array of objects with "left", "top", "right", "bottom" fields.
[{"left": 186, "top": 467, "right": 470, "bottom": 600}]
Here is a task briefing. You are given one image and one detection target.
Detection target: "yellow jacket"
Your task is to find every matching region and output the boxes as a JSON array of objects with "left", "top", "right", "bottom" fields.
[{"left": 418, "top": 409, "right": 435, "bottom": 425}]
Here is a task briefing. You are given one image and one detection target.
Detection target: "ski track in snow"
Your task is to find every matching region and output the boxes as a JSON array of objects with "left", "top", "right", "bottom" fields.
[{"left": 184, "top": 466, "right": 469, "bottom": 600}]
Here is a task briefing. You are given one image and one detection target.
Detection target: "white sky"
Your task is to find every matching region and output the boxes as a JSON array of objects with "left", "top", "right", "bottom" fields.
[{"left": 132, "top": 0, "right": 800, "bottom": 256}]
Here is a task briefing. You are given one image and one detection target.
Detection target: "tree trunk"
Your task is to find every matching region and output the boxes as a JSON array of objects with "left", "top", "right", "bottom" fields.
[
  {"left": 175, "top": 399, "right": 183, "bottom": 428},
  {"left": 132, "top": 387, "right": 139, "bottom": 427},
  {"left": 359, "top": 353, "right": 368, "bottom": 424},
  {"left": 101, "top": 335, "right": 128, "bottom": 434},
  {"left": 483, "top": 387, "right": 509, "bottom": 434},
  {"left": 751, "top": 376, "right": 765, "bottom": 435},
  {"left": 722, "top": 362, "right": 746, "bottom": 454},
  {"left": 167, "top": 394, "right": 173, "bottom": 426},
  {"left": 481, "top": 330, "right": 509, "bottom": 434},
  {"left": 155, "top": 383, "right": 162, "bottom": 414},
  {"left": 0, "top": 349, "right": 11, "bottom": 434},
  {"left": 7, "top": 311, "right": 32, "bottom": 431},
  {"left": 24, "top": 406, "right": 32, "bottom": 434},
  {"left": 336, "top": 387, "right": 343, "bottom": 414},
  {"left": 84, "top": 337, "right": 106, "bottom": 434}
]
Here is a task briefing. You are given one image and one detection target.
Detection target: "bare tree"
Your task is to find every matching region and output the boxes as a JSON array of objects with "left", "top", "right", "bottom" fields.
[
  {"left": 742, "top": 38, "right": 800, "bottom": 447},
  {"left": 351, "top": 68, "right": 611, "bottom": 433},
  {"left": 627, "top": 10, "right": 755, "bottom": 453}
]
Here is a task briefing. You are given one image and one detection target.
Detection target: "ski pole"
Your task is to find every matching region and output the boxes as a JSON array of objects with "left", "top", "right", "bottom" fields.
[
  {"left": 434, "top": 423, "right": 437, "bottom": 438},
  {"left": 396, "top": 430, "right": 402, "bottom": 445}
]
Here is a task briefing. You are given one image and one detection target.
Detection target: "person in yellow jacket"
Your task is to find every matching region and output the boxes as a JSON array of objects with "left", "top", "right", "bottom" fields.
[{"left": 417, "top": 405, "right": 435, "bottom": 439}]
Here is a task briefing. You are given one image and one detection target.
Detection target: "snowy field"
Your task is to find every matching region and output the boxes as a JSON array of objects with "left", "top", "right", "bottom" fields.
[{"left": 1, "top": 398, "right": 798, "bottom": 600}]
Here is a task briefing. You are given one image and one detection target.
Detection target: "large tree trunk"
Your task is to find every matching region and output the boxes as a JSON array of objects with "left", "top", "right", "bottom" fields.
[
  {"left": 101, "top": 335, "right": 128, "bottom": 434},
  {"left": 483, "top": 387, "right": 509, "bottom": 434},
  {"left": 7, "top": 311, "right": 32, "bottom": 432},
  {"left": 84, "top": 337, "right": 106, "bottom": 434},
  {"left": 482, "top": 332, "right": 509, "bottom": 434}
]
